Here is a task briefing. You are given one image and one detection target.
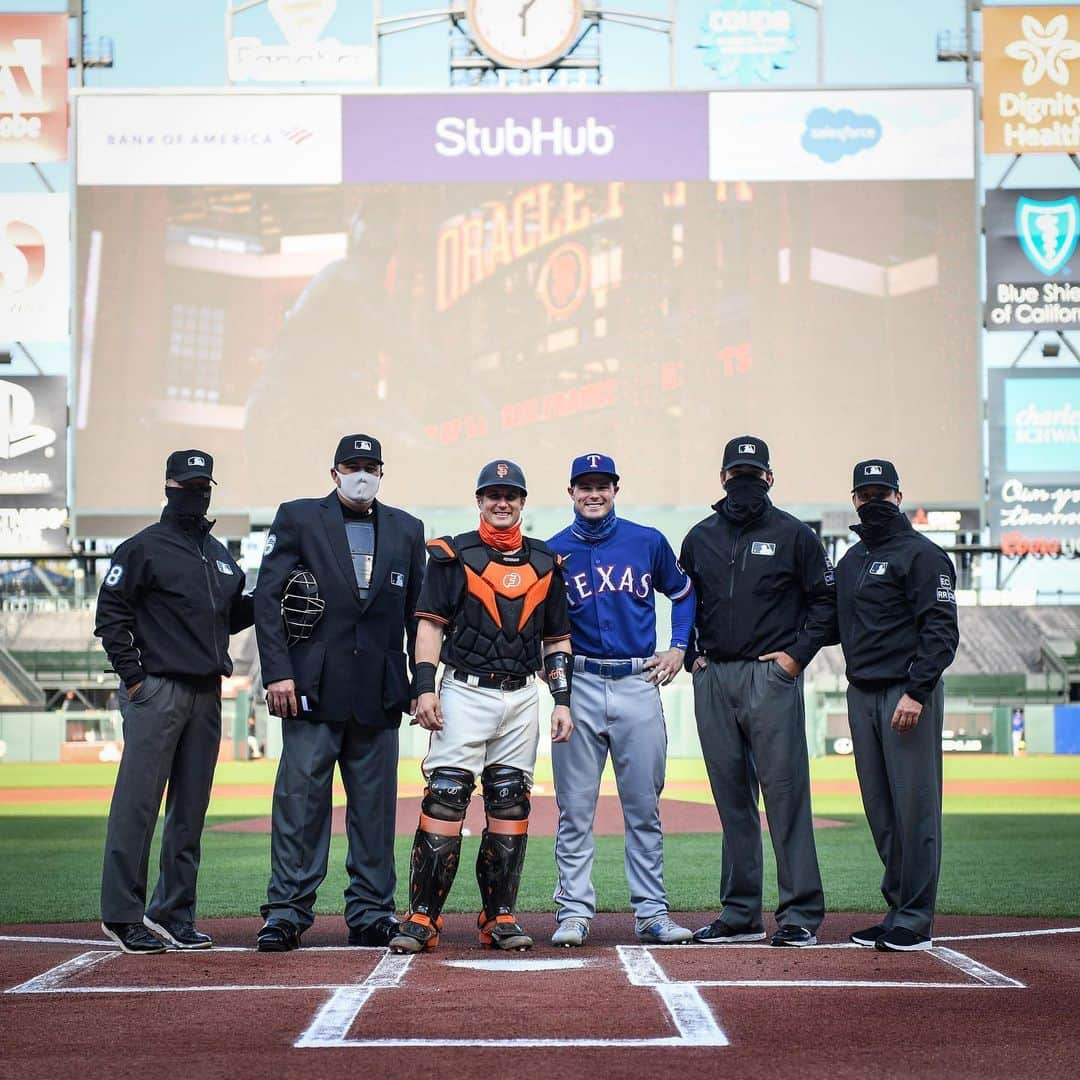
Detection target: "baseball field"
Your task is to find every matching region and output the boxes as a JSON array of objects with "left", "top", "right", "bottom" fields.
[{"left": 2, "top": 754, "right": 1078, "bottom": 1078}]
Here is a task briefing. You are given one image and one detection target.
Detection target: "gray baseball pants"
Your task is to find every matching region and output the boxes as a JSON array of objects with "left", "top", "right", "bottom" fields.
[
  {"left": 846, "top": 681, "right": 945, "bottom": 938},
  {"left": 693, "top": 658, "right": 824, "bottom": 933},
  {"left": 262, "top": 718, "right": 398, "bottom": 933},
  {"left": 552, "top": 659, "right": 670, "bottom": 922},
  {"left": 101, "top": 675, "right": 221, "bottom": 925}
]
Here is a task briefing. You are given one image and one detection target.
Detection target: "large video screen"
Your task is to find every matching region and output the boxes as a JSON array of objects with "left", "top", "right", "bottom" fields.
[{"left": 74, "top": 90, "right": 979, "bottom": 523}]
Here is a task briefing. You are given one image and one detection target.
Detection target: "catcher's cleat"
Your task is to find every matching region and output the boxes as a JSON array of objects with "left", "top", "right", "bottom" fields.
[
  {"left": 389, "top": 913, "right": 442, "bottom": 954},
  {"left": 478, "top": 913, "right": 533, "bottom": 951}
]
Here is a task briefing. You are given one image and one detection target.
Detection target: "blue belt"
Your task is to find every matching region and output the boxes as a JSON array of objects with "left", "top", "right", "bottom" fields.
[{"left": 580, "top": 658, "right": 636, "bottom": 679}]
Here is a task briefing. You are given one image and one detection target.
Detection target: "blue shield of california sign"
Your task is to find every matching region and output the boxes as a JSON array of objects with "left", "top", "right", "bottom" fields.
[{"left": 1016, "top": 195, "right": 1080, "bottom": 276}]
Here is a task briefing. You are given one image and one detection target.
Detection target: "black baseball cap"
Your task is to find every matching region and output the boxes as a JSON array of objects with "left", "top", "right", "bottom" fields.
[
  {"left": 476, "top": 459, "right": 527, "bottom": 495},
  {"left": 570, "top": 452, "right": 619, "bottom": 485},
  {"left": 335, "top": 434, "right": 383, "bottom": 466},
  {"left": 722, "top": 435, "right": 770, "bottom": 472},
  {"left": 852, "top": 459, "right": 900, "bottom": 492},
  {"left": 166, "top": 449, "right": 215, "bottom": 483}
]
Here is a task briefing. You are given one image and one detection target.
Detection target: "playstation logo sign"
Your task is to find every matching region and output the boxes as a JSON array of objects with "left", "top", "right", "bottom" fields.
[{"left": 0, "top": 378, "right": 55, "bottom": 459}]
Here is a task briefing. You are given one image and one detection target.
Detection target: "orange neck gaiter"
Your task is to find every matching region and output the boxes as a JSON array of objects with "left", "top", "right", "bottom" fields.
[{"left": 479, "top": 518, "right": 523, "bottom": 553}]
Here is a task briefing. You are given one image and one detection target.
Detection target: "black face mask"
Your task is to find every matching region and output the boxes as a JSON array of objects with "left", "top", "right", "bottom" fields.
[
  {"left": 856, "top": 499, "right": 901, "bottom": 530},
  {"left": 165, "top": 486, "right": 211, "bottom": 519},
  {"left": 721, "top": 474, "right": 770, "bottom": 523}
]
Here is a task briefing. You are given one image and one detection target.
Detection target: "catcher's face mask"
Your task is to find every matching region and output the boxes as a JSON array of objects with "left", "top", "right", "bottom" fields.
[{"left": 281, "top": 567, "right": 326, "bottom": 646}]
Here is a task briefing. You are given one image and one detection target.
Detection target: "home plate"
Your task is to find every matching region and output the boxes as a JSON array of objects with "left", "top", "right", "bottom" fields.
[{"left": 442, "top": 958, "right": 590, "bottom": 972}]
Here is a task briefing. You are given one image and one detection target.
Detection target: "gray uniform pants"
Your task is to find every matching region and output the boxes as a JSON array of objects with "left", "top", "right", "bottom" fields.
[
  {"left": 693, "top": 659, "right": 824, "bottom": 932},
  {"left": 846, "top": 681, "right": 944, "bottom": 938},
  {"left": 262, "top": 718, "right": 398, "bottom": 933},
  {"left": 552, "top": 660, "right": 669, "bottom": 922},
  {"left": 101, "top": 675, "right": 221, "bottom": 925}
]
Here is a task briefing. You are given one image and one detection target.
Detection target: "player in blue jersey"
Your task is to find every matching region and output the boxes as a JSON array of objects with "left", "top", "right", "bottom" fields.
[{"left": 547, "top": 453, "right": 697, "bottom": 946}]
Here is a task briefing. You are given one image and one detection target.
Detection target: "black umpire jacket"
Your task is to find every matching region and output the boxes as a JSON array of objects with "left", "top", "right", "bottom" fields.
[
  {"left": 679, "top": 497, "right": 836, "bottom": 669},
  {"left": 254, "top": 492, "right": 426, "bottom": 728},
  {"left": 831, "top": 513, "right": 959, "bottom": 704},
  {"left": 95, "top": 510, "right": 254, "bottom": 689}
]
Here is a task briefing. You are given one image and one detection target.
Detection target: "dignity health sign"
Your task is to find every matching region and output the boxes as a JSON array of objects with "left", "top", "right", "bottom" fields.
[{"left": 983, "top": 6, "right": 1080, "bottom": 153}]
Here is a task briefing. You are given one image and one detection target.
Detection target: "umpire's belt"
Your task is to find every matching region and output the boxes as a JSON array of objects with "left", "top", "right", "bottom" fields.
[
  {"left": 451, "top": 669, "right": 533, "bottom": 692},
  {"left": 574, "top": 657, "right": 645, "bottom": 680}
]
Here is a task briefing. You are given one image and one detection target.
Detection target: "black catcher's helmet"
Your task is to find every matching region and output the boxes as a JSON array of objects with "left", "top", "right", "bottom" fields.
[{"left": 281, "top": 567, "right": 325, "bottom": 646}]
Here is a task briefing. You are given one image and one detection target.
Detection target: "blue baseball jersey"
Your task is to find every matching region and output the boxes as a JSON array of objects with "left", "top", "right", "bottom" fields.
[{"left": 548, "top": 518, "right": 695, "bottom": 659}]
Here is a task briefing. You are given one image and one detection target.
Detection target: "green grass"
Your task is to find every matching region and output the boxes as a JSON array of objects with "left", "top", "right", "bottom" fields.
[{"left": 1, "top": 756, "right": 1078, "bottom": 924}]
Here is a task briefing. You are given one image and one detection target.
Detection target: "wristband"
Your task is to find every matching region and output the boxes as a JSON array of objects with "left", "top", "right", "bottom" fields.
[
  {"left": 544, "top": 652, "right": 572, "bottom": 707},
  {"left": 414, "top": 662, "right": 437, "bottom": 697}
]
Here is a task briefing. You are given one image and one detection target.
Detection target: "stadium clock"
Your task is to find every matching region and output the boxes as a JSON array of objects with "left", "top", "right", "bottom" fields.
[{"left": 467, "top": 0, "right": 584, "bottom": 70}]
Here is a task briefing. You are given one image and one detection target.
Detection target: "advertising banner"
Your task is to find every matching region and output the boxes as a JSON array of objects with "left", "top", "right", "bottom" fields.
[
  {"left": 708, "top": 88, "right": 975, "bottom": 181},
  {"left": 988, "top": 367, "right": 1080, "bottom": 550},
  {"left": 0, "top": 193, "right": 69, "bottom": 341},
  {"left": 77, "top": 94, "right": 343, "bottom": 186},
  {"left": 342, "top": 93, "right": 710, "bottom": 182},
  {"left": 985, "top": 187, "right": 1080, "bottom": 331},
  {"left": 0, "top": 375, "right": 68, "bottom": 555},
  {"left": 696, "top": 0, "right": 798, "bottom": 83},
  {"left": 0, "top": 13, "right": 68, "bottom": 163},
  {"left": 983, "top": 5, "right": 1080, "bottom": 154}
]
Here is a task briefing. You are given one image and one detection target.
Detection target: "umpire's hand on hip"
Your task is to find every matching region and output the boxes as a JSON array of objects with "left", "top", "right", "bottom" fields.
[
  {"left": 551, "top": 704, "right": 573, "bottom": 743},
  {"left": 266, "top": 679, "right": 298, "bottom": 718},
  {"left": 415, "top": 691, "right": 444, "bottom": 731},
  {"left": 644, "top": 647, "right": 685, "bottom": 686}
]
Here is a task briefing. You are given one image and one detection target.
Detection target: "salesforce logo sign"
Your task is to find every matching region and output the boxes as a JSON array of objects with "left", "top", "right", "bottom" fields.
[
  {"left": 801, "top": 107, "right": 881, "bottom": 163},
  {"left": 434, "top": 116, "right": 615, "bottom": 158}
]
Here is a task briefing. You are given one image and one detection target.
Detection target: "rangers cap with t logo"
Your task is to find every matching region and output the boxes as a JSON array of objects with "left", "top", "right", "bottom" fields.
[
  {"left": 165, "top": 449, "right": 215, "bottom": 483},
  {"left": 852, "top": 459, "right": 900, "bottom": 492},
  {"left": 569, "top": 452, "right": 620, "bottom": 485},
  {"left": 722, "top": 435, "right": 770, "bottom": 472}
]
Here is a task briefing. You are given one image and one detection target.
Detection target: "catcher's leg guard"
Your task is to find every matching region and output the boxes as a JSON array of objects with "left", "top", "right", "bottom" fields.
[
  {"left": 391, "top": 768, "right": 474, "bottom": 955},
  {"left": 476, "top": 766, "right": 532, "bottom": 950}
]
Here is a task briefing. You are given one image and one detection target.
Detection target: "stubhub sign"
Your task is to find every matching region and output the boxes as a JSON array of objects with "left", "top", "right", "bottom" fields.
[{"left": 343, "top": 93, "right": 708, "bottom": 182}]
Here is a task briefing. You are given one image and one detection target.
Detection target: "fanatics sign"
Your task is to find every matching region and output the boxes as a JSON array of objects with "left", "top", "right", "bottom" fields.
[
  {"left": 983, "top": 6, "right": 1080, "bottom": 154},
  {"left": 0, "top": 13, "right": 68, "bottom": 163}
]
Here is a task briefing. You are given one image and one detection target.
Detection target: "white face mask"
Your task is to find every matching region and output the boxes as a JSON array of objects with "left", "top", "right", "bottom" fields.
[{"left": 336, "top": 469, "right": 380, "bottom": 504}]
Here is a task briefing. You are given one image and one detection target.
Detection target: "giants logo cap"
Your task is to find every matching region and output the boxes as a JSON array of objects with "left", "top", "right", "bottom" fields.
[
  {"left": 570, "top": 452, "right": 619, "bottom": 485},
  {"left": 852, "top": 459, "right": 900, "bottom": 492},
  {"left": 475, "top": 459, "right": 527, "bottom": 495}
]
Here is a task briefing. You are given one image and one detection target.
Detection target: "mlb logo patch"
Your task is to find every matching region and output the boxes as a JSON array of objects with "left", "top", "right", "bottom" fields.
[
  {"left": 869, "top": 561, "right": 888, "bottom": 576},
  {"left": 390, "top": 571, "right": 405, "bottom": 587},
  {"left": 864, "top": 465, "right": 882, "bottom": 476},
  {"left": 751, "top": 542, "right": 776, "bottom": 556},
  {"left": 739, "top": 442, "right": 757, "bottom": 454},
  {"left": 215, "top": 560, "right": 233, "bottom": 575},
  {"left": 355, "top": 439, "right": 372, "bottom": 451},
  {"left": 188, "top": 455, "right": 206, "bottom": 467}
]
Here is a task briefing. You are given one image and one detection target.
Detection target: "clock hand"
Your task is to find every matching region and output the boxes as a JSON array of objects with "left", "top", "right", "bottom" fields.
[{"left": 519, "top": 0, "right": 538, "bottom": 37}]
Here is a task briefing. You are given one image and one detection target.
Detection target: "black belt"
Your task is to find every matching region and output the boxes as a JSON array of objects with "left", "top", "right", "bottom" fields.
[
  {"left": 580, "top": 658, "right": 636, "bottom": 679},
  {"left": 452, "top": 669, "right": 532, "bottom": 692}
]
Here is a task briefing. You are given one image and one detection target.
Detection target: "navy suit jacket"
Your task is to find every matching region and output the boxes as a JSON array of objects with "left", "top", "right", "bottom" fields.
[{"left": 255, "top": 492, "right": 425, "bottom": 728}]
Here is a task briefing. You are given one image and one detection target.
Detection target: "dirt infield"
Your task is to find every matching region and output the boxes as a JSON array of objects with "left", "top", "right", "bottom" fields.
[
  {"left": 209, "top": 796, "right": 848, "bottom": 837},
  {"left": 2, "top": 915, "right": 1078, "bottom": 1080}
]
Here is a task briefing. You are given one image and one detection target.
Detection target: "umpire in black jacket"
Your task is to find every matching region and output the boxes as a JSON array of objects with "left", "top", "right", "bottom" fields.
[
  {"left": 96, "top": 450, "right": 254, "bottom": 954},
  {"left": 680, "top": 436, "right": 834, "bottom": 948},
  {"left": 833, "top": 460, "right": 959, "bottom": 953},
  {"left": 255, "top": 434, "right": 425, "bottom": 951}
]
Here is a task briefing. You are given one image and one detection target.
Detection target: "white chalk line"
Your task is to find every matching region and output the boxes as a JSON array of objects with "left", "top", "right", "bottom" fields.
[
  {"left": 655, "top": 984, "right": 729, "bottom": 1045},
  {"left": 930, "top": 947, "right": 1026, "bottom": 989},
  {"left": 617, "top": 945, "right": 670, "bottom": 985},
  {"left": 6, "top": 950, "right": 118, "bottom": 994},
  {"left": 933, "top": 926, "right": 1080, "bottom": 943},
  {"left": 0, "top": 936, "right": 400, "bottom": 953}
]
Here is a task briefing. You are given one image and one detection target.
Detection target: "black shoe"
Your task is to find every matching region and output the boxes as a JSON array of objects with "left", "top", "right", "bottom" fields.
[
  {"left": 875, "top": 926, "right": 932, "bottom": 952},
  {"left": 692, "top": 917, "right": 766, "bottom": 944},
  {"left": 101, "top": 921, "right": 167, "bottom": 955},
  {"left": 348, "top": 915, "right": 400, "bottom": 947},
  {"left": 143, "top": 916, "right": 212, "bottom": 950},
  {"left": 850, "top": 923, "right": 888, "bottom": 948},
  {"left": 256, "top": 918, "right": 301, "bottom": 953},
  {"left": 770, "top": 925, "right": 817, "bottom": 947}
]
